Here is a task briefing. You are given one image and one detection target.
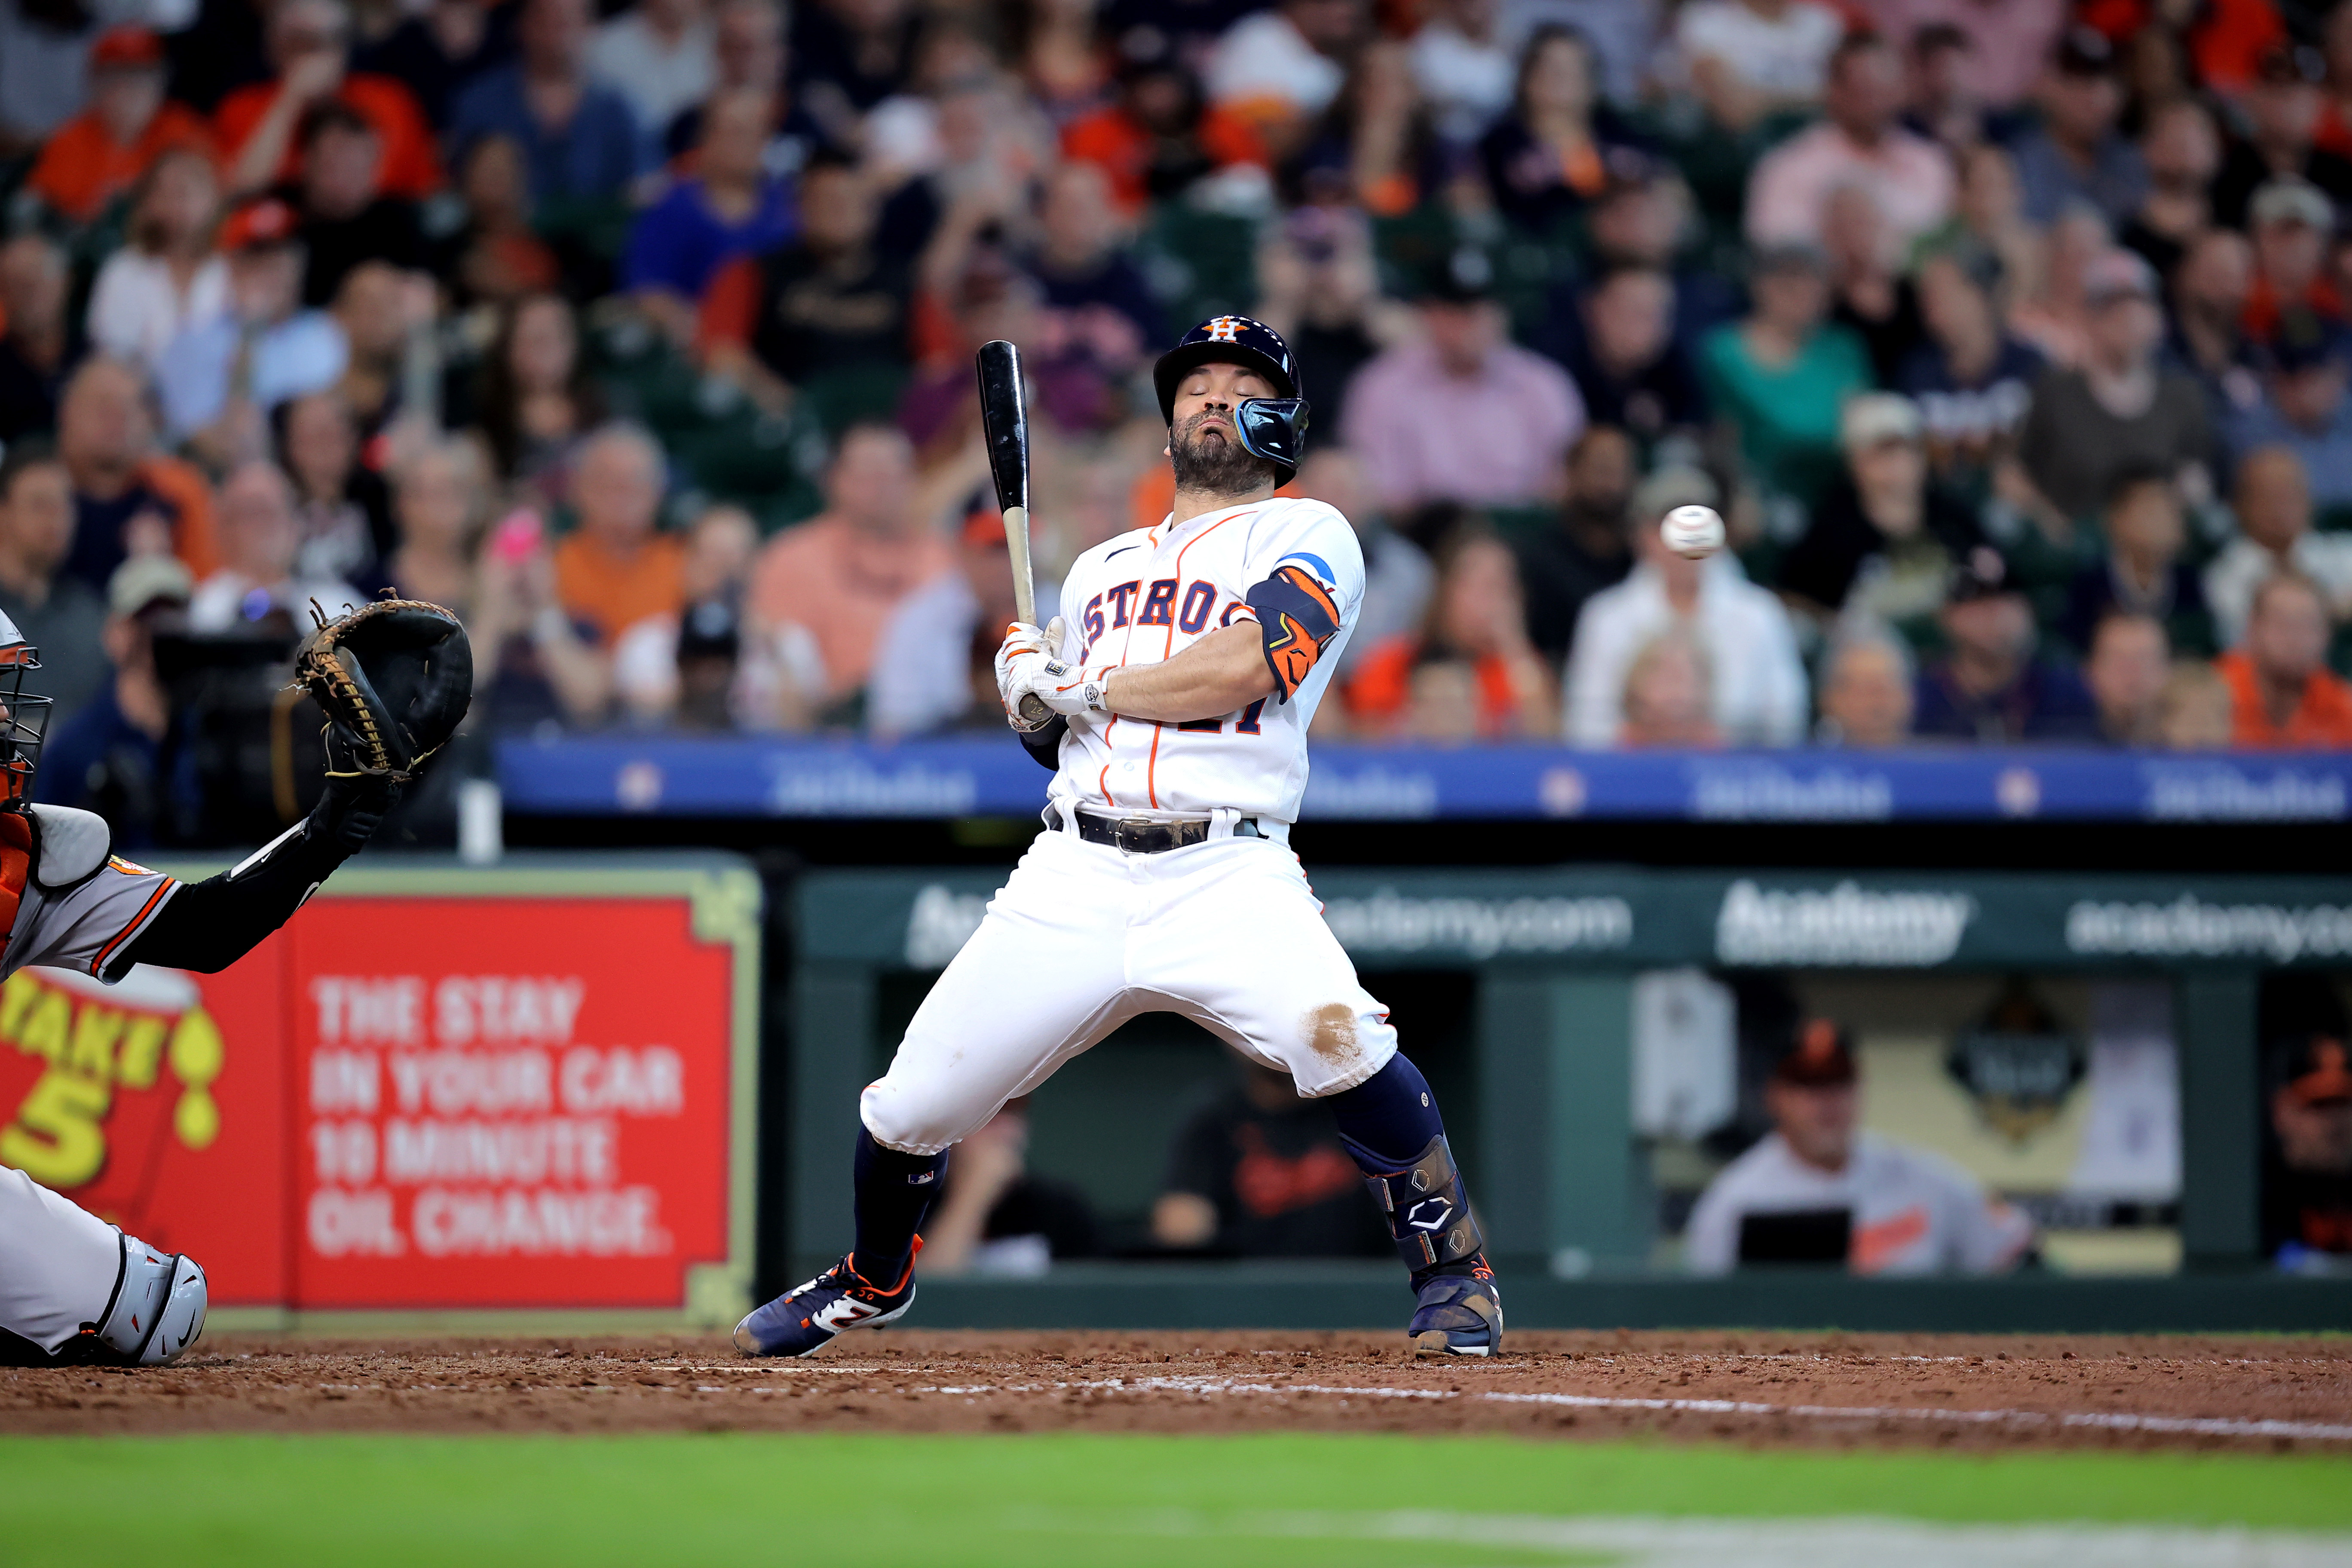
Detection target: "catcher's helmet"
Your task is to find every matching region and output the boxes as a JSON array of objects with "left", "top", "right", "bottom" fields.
[
  {"left": 1153, "top": 315, "right": 1311, "bottom": 484},
  {"left": 0, "top": 609, "right": 52, "bottom": 809}
]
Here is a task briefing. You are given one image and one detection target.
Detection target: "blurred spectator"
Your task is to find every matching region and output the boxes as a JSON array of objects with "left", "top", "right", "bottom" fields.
[
  {"left": 354, "top": 0, "right": 514, "bottom": 132},
  {"left": 1822, "top": 184, "right": 1926, "bottom": 386},
  {"left": 2165, "top": 228, "right": 2259, "bottom": 429},
  {"left": 1940, "top": 142, "right": 2040, "bottom": 314},
  {"left": 551, "top": 423, "right": 685, "bottom": 647},
  {"left": 2217, "top": 573, "right": 2352, "bottom": 747},
  {"left": 1865, "top": 0, "right": 2062, "bottom": 112},
  {"left": 58, "top": 357, "right": 219, "bottom": 593},
  {"left": 1207, "top": 0, "right": 1366, "bottom": 127},
  {"left": 155, "top": 197, "right": 350, "bottom": 459},
  {"left": 1012, "top": 0, "right": 1112, "bottom": 122},
  {"left": 1699, "top": 242, "right": 1870, "bottom": 508},
  {"left": 2008, "top": 27, "right": 2144, "bottom": 230},
  {"left": 1279, "top": 39, "right": 1440, "bottom": 218},
  {"left": 448, "top": 0, "right": 653, "bottom": 205},
  {"left": 2015, "top": 248, "right": 2212, "bottom": 527},
  {"left": 1897, "top": 247, "right": 2043, "bottom": 493},
  {"left": 0, "top": 444, "right": 107, "bottom": 731},
  {"left": 1343, "top": 524, "right": 1556, "bottom": 739},
  {"left": 918, "top": 1102, "right": 1099, "bottom": 1277},
  {"left": 35, "top": 554, "right": 193, "bottom": 844},
  {"left": 615, "top": 505, "right": 763, "bottom": 729},
  {"left": 1618, "top": 629, "right": 1719, "bottom": 747},
  {"left": 1557, "top": 267, "right": 1703, "bottom": 450},
  {"left": 1816, "top": 630, "right": 1914, "bottom": 746},
  {"left": 0, "top": 1, "right": 174, "bottom": 152},
  {"left": 1582, "top": 157, "right": 1743, "bottom": 355},
  {"left": 699, "top": 151, "right": 910, "bottom": 407},
  {"left": 867, "top": 505, "right": 1048, "bottom": 736},
  {"left": 2082, "top": 610, "right": 2169, "bottom": 745},
  {"left": 1030, "top": 161, "right": 1160, "bottom": 359},
  {"left": 1476, "top": 25, "right": 1643, "bottom": 237},
  {"left": 473, "top": 292, "right": 604, "bottom": 498},
  {"left": 0, "top": 235, "right": 74, "bottom": 444},
  {"left": 1293, "top": 447, "right": 1430, "bottom": 676},
  {"left": 2205, "top": 446, "right": 2352, "bottom": 646},
  {"left": 748, "top": 423, "right": 949, "bottom": 710},
  {"left": 1565, "top": 469, "right": 1807, "bottom": 747},
  {"left": 2005, "top": 198, "right": 2106, "bottom": 369},
  {"left": 2118, "top": 97, "right": 2219, "bottom": 285},
  {"left": 1780, "top": 394, "right": 1985, "bottom": 629},
  {"left": 1408, "top": 0, "right": 1511, "bottom": 146},
  {"left": 469, "top": 504, "right": 612, "bottom": 727},
  {"left": 439, "top": 134, "right": 564, "bottom": 308},
  {"left": 2214, "top": 42, "right": 2352, "bottom": 233},
  {"left": 1675, "top": 0, "right": 1843, "bottom": 132},
  {"left": 1342, "top": 249, "right": 1584, "bottom": 511},
  {"left": 1253, "top": 205, "right": 1396, "bottom": 437},
  {"left": 2059, "top": 468, "right": 2212, "bottom": 656},
  {"left": 2262, "top": 1034, "right": 2352, "bottom": 1266},
  {"left": 331, "top": 260, "right": 418, "bottom": 439},
  {"left": 1912, "top": 545, "right": 2097, "bottom": 741},
  {"left": 290, "top": 100, "right": 425, "bottom": 307},
  {"left": 2156, "top": 658, "right": 2235, "bottom": 749},
  {"left": 215, "top": 0, "right": 440, "bottom": 201},
  {"left": 1898, "top": 21, "right": 1986, "bottom": 153},
  {"left": 279, "top": 389, "right": 392, "bottom": 592},
  {"left": 624, "top": 88, "right": 799, "bottom": 346},
  {"left": 1059, "top": 40, "right": 1267, "bottom": 217},
  {"left": 1151, "top": 1052, "right": 1388, "bottom": 1258},
  {"left": 86, "top": 147, "right": 228, "bottom": 374},
  {"left": 2242, "top": 178, "right": 2340, "bottom": 349},
  {"left": 1518, "top": 424, "right": 1634, "bottom": 665},
  {"left": 1684, "top": 1020, "right": 2033, "bottom": 1274},
  {"left": 588, "top": 0, "right": 714, "bottom": 138},
  {"left": 662, "top": 0, "right": 812, "bottom": 163},
  {"left": 188, "top": 460, "right": 363, "bottom": 630},
  {"left": 2230, "top": 315, "right": 2352, "bottom": 508},
  {"left": 384, "top": 439, "right": 484, "bottom": 611},
  {"left": 1746, "top": 32, "right": 1954, "bottom": 253},
  {"left": 24, "top": 26, "right": 211, "bottom": 225}
]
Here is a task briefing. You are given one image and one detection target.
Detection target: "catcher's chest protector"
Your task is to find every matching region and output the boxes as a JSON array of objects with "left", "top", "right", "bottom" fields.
[{"left": 0, "top": 812, "right": 31, "bottom": 940}]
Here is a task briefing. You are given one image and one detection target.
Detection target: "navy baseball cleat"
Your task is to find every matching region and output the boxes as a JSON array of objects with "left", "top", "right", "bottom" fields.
[
  {"left": 734, "top": 1240, "right": 920, "bottom": 1357},
  {"left": 1410, "top": 1257, "right": 1502, "bottom": 1357}
]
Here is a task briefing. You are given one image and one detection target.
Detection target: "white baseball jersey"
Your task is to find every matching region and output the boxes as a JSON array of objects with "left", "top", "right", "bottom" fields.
[
  {"left": 1044, "top": 496, "right": 1364, "bottom": 825},
  {"left": 1683, "top": 1131, "right": 2034, "bottom": 1277}
]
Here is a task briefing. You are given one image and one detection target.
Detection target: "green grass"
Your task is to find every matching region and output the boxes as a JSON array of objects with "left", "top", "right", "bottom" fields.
[{"left": 5, "top": 1433, "right": 2347, "bottom": 1567}]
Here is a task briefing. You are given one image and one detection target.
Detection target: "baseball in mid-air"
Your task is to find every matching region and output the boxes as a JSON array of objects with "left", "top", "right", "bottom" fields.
[{"left": 1660, "top": 504, "right": 1725, "bottom": 560}]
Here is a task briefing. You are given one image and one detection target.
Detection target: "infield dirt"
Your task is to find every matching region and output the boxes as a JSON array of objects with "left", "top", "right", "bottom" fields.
[{"left": 6, "top": 1330, "right": 2349, "bottom": 1453}]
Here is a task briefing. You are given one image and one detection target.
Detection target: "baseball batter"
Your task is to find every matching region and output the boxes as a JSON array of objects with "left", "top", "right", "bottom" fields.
[
  {"left": 737, "top": 317, "right": 1502, "bottom": 1358},
  {"left": 0, "top": 582, "right": 468, "bottom": 1367}
]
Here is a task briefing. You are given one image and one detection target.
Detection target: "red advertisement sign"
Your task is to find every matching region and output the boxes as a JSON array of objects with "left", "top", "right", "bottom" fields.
[{"left": 0, "top": 886, "right": 744, "bottom": 1313}]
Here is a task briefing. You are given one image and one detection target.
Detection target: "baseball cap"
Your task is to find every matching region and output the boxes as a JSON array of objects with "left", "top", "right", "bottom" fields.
[
  {"left": 220, "top": 196, "right": 299, "bottom": 253},
  {"left": 2280, "top": 1035, "right": 2352, "bottom": 1106},
  {"left": 2082, "top": 248, "right": 2158, "bottom": 307},
  {"left": 961, "top": 505, "right": 1008, "bottom": 549},
  {"left": 2262, "top": 309, "right": 2352, "bottom": 375},
  {"left": 2053, "top": 25, "right": 2116, "bottom": 77},
  {"left": 676, "top": 597, "right": 741, "bottom": 663},
  {"left": 105, "top": 553, "right": 193, "bottom": 619},
  {"left": 2250, "top": 176, "right": 2334, "bottom": 231},
  {"left": 1774, "top": 1019, "right": 1858, "bottom": 1087},
  {"left": 2255, "top": 40, "right": 2326, "bottom": 86},
  {"left": 1752, "top": 239, "right": 1828, "bottom": 278},
  {"left": 90, "top": 24, "right": 163, "bottom": 70},
  {"left": 1418, "top": 245, "right": 1496, "bottom": 304},
  {"left": 1841, "top": 392, "right": 1923, "bottom": 453},
  {"left": 1632, "top": 466, "right": 1719, "bottom": 521},
  {"left": 1948, "top": 543, "right": 2018, "bottom": 603}
]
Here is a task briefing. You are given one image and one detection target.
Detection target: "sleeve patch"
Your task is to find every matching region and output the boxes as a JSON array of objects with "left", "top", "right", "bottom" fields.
[{"left": 1245, "top": 562, "right": 1344, "bottom": 702}]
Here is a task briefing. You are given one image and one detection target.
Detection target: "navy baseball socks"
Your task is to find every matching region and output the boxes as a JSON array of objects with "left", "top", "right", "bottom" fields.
[
  {"left": 1330, "top": 1054, "right": 1503, "bottom": 1357},
  {"left": 734, "top": 1130, "right": 945, "bottom": 1357}
]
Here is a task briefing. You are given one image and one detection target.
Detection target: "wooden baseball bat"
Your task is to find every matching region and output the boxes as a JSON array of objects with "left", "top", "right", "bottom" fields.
[{"left": 976, "top": 339, "right": 1054, "bottom": 727}]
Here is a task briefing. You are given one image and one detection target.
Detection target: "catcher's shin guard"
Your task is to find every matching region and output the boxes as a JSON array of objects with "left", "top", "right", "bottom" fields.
[{"left": 94, "top": 1236, "right": 207, "bottom": 1365}]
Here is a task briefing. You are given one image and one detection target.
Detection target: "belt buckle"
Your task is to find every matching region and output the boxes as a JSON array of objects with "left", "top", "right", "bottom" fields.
[{"left": 1113, "top": 818, "right": 1155, "bottom": 853}]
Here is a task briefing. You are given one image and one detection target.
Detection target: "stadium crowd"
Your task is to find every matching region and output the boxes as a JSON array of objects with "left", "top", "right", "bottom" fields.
[{"left": 3, "top": 0, "right": 2352, "bottom": 769}]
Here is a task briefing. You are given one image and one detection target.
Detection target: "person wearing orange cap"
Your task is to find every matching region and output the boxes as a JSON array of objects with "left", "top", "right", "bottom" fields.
[
  {"left": 867, "top": 503, "right": 1057, "bottom": 737},
  {"left": 24, "top": 28, "right": 212, "bottom": 226},
  {"left": 2264, "top": 1033, "right": 2352, "bottom": 1268}
]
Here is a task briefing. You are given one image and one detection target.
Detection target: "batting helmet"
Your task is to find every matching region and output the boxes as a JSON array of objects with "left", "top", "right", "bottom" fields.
[
  {"left": 1153, "top": 315, "right": 1311, "bottom": 485},
  {"left": 0, "top": 609, "right": 52, "bottom": 809}
]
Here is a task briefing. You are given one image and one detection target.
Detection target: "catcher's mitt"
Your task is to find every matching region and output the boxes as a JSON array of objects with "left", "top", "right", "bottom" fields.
[{"left": 295, "top": 597, "right": 475, "bottom": 784}]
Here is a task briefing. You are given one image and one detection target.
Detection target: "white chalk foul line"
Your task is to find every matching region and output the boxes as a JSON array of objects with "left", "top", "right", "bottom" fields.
[{"left": 899, "top": 1374, "right": 2352, "bottom": 1443}]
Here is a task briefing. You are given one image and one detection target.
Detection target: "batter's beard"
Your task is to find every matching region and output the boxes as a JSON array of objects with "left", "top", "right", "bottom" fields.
[{"left": 1170, "top": 413, "right": 1276, "bottom": 497}]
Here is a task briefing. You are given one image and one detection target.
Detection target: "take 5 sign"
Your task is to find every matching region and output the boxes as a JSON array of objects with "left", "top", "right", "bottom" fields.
[{"left": 0, "top": 860, "right": 758, "bottom": 1319}]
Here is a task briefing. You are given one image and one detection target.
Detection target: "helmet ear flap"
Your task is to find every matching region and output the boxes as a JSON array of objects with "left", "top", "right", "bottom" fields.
[{"left": 1234, "top": 397, "right": 1310, "bottom": 486}]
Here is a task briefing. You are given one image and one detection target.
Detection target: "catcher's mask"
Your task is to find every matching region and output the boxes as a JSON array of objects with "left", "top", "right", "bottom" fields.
[
  {"left": 0, "top": 610, "right": 51, "bottom": 809},
  {"left": 1153, "top": 315, "right": 1311, "bottom": 485}
]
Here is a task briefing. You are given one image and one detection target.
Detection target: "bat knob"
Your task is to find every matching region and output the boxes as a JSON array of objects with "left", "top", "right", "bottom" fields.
[{"left": 1018, "top": 693, "right": 1054, "bottom": 725}]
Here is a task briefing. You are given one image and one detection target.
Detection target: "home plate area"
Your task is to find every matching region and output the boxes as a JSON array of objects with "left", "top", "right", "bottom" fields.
[{"left": 5, "top": 1330, "right": 2349, "bottom": 1450}]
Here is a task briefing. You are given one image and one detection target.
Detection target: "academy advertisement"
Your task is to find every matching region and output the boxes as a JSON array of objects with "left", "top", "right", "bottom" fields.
[{"left": 0, "top": 882, "right": 747, "bottom": 1313}]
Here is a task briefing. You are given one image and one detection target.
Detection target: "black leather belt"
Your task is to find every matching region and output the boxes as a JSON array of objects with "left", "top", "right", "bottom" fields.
[{"left": 1052, "top": 808, "right": 1266, "bottom": 853}]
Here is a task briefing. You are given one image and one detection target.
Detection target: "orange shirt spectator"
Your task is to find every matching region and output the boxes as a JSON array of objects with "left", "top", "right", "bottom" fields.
[
  {"left": 747, "top": 425, "right": 950, "bottom": 704},
  {"left": 2219, "top": 648, "right": 2352, "bottom": 745},
  {"left": 26, "top": 28, "right": 211, "bottom": 224},
  {"left": 214, "top": 74, "right": 440, "bottom": 200},
  {"left": 1344, "top": 636, "right": 1522, "bottom": 736},
  {"left": 1060, "top": 89, "right": 1266, "bottom": 217},
  {"left": 2219, "top": 573, "right": 2352, "bottom": 746},
  {"left": 550, "top": 425, "right": 686, "bottom": 645}
]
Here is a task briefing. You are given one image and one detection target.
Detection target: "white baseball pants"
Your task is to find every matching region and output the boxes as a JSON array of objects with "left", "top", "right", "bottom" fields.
[
  {"left": 0, "top": 1164, "right": 121, "bottom": 1352},
  {"left": 861, "top": 825, "right": 1398, "bottom": 1156}
]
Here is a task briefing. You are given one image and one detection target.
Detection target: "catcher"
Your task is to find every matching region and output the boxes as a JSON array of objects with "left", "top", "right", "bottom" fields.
[{"left": 0, "top": 596, "right": 470, "bottom": 1367}]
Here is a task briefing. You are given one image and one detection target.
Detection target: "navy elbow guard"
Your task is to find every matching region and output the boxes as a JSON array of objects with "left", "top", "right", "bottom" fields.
[{"left": 1244, "top": 560, "right": 1342, "bottom": 701}]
